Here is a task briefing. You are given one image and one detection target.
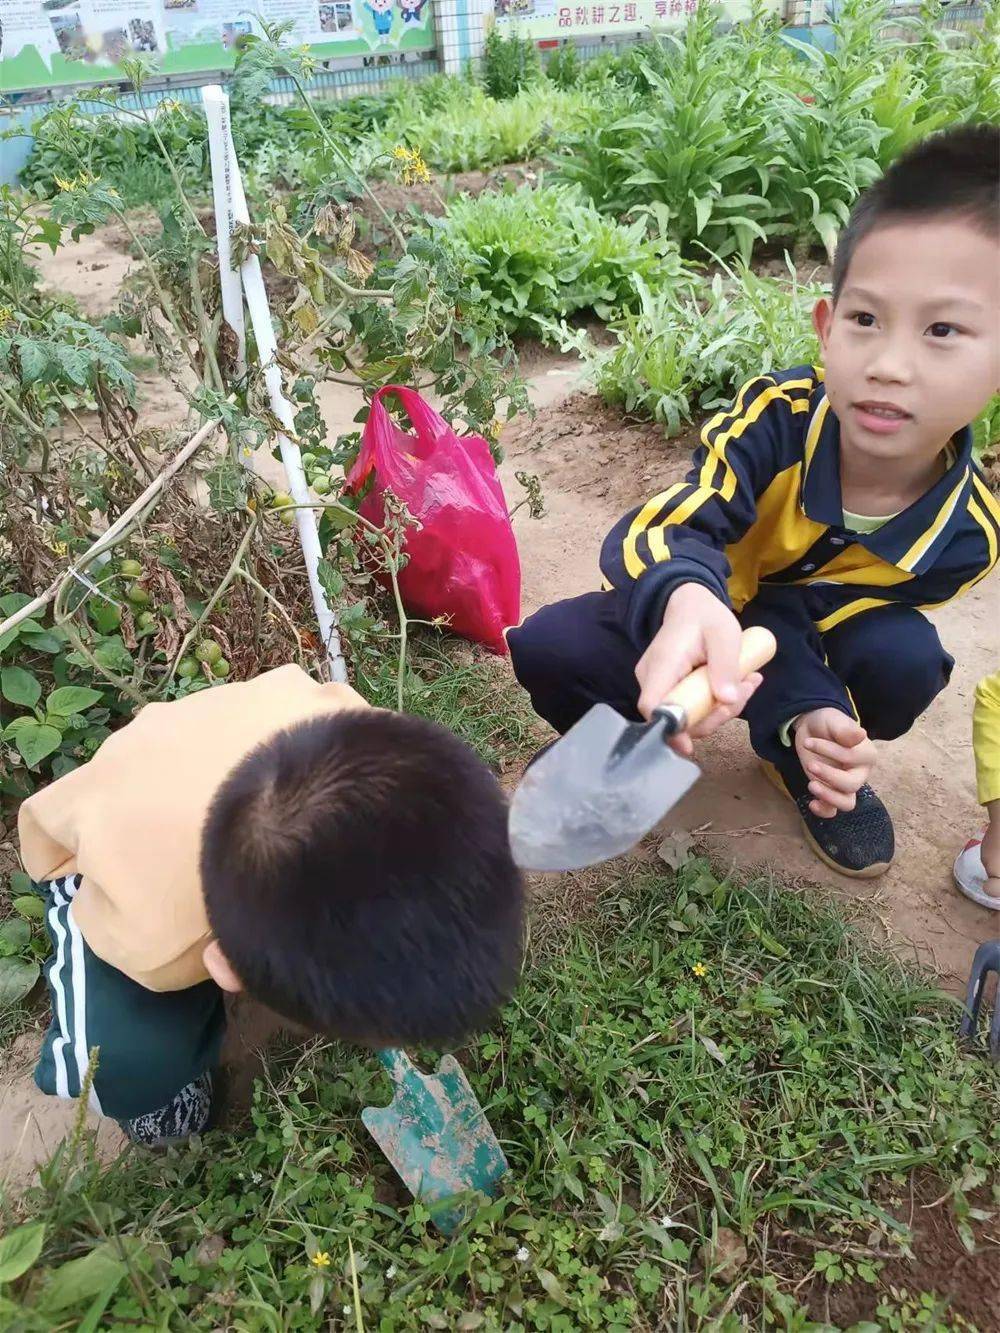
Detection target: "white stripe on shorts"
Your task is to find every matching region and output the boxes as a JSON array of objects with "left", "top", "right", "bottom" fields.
[
  {"left": 46, "top": 880, "right": 72, "bottom": 1100},
  {"left": 66, "top": 895, "right": 102, "bottom": 1115}
]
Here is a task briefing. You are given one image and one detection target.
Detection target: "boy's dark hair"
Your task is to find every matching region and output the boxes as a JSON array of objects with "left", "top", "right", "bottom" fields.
[
  {"left": 833, "top": 123, "right": 999, "bottom": 300},
  {"left": 200, "top": 709, "right": 524, "bottom": 1048}
]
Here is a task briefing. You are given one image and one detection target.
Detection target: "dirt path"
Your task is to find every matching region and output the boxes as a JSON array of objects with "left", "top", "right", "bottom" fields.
[{"left": 4, "top": 228, "right": 996, "bottom": 1199}]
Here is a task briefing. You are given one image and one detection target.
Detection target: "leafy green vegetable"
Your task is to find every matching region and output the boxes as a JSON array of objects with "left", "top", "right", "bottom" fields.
[{"left": 432, "top": 183, "right": 685, "bottom": 336}]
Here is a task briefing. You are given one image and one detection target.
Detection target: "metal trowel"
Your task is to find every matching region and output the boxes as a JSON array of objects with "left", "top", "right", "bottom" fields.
[
  {"left": 508, "top": 626, "right": 777, "bottom": 872},
  {"left": 362, "top": 1048, "right": 509, "bottom": 1233}
]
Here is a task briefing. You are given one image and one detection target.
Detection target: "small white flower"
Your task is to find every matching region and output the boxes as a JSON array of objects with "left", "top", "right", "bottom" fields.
[
  {"left": 660, "top": 1215, "right": 676, "bottom": 1229},
  {"left": 515, "top": 1246, "right": 530, "bottom": 1263},
  {"left": 251, "top": 1171, "right": 263, "bottom": 1184},
  {"left": 343, "top": 1305, "right": 352, "bottom": 1315},
  {"left": 385, "top": 1264, "right": 397, "bottom": 1280}
]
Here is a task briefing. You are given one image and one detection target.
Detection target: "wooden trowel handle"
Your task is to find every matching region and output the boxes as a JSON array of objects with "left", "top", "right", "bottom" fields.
[{"left": 661, "top": 626, "right": 777, "bottom": 729}]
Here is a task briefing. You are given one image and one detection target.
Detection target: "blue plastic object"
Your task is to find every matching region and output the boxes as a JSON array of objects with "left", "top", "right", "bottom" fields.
[{"left": 959, "top": 939, "right": 1000, "bottom": 1063}]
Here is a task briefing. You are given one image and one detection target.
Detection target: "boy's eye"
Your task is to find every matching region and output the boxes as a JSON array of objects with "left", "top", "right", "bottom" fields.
[
  {"left": 927, "top": 322, "right": 957, "bottom": 339},
  {"left": 851, "top": 311, "right": 876, "bottom": 328}
]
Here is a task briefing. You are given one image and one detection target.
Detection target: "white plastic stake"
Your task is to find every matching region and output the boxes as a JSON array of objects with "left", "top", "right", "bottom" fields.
[
  {"left": 201, "top": 87, "right": 246, "bottom": 381},
  {"left": 202, "top": 86, "right": 347, "bottom": 683}
]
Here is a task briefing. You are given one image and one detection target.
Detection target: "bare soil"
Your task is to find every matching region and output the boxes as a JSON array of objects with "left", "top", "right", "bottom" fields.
[
  {"left": 359, "top": 161, "right": 542, "bottom": 226},
  {"left": 799, "top": 1172, "right": 1000, "bottom": 1331},
  {"left": 3, "top": 227, "right": 998, "bottom": 1242}
]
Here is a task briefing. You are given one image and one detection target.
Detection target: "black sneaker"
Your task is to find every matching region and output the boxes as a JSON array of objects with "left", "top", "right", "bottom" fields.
[
  {"left": 762, "top": 758, "right": 894, "bottom": 879},
  {"left": 119, "top": 1071, "right": 214, "bottom": 1147}
]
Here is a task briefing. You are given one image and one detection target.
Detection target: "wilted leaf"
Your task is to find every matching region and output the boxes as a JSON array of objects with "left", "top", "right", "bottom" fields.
[
  {"left": 700, "top": 1035, "right": 728, "bottom": 1066},
  {"left": 193, "top": 1235, "right": 226, "bottom": 1267},
  {"left": 537, "top": 1268, "right": 571, "bottom": 1306},
  {"left": 700, "top": 1227, "right": 747, "bottom": 1281},
  {"left": 657, "top": 829, "right": 694, "bottom": 869},
  {"left": 308, "top": 1272, "right": 325, "bottom": 1317}
]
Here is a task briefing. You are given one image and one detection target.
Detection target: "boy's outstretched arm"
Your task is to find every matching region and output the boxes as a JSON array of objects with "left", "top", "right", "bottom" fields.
[{"left": 601, "top": 374, "right": 809, "bottom": 735}]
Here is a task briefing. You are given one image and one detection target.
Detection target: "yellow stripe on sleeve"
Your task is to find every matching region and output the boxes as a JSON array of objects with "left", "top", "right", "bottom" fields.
[
  {"left": 622, "top": 484, "right": 687, "bottom": 578},
  {"left": 972, "top": 472, "right": 1000, "bottom": 536},
  {"left": 802, "top": 396, "right": 830, "bottom": 477},
  {"left": 625, "top": 376, "right": 816, "bottom": 580},
  {"left": 698, "top": 377, "right": 767, "bottom": 491},
  {"left": 917, "top": 494, "right": 998, "bottom": 610},
  {"left": 702, "top": 379, "right": 813, "bottom": 501},
  {"left": 898, "top": 468, "right": 969, "bottom": 572}
]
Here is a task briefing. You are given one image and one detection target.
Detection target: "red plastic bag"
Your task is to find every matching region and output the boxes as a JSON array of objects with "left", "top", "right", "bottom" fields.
[{"left": 344, "top": 386, "right": 521, "bottom": 654}]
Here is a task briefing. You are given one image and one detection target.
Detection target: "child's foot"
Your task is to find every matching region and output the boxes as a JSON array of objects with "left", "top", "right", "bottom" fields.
[
  {"left": 762, "top": 759, "right": 894, "bottom": 878},
  {"left": 954, "top": 834, "right": 1000, "bottom": 912},
  {"left": 119, "top": 1071, "right": 214, "bottom": 1147}
]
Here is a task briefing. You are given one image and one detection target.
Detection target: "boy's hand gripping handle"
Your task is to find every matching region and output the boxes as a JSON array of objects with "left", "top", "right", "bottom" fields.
[{"left": 652, "top": 627, "right": 777, "bottom": 736}]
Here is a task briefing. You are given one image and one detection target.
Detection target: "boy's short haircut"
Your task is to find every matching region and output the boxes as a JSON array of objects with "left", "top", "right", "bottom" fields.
[
  {"left": 200, "top": 709, "right": 524, "bottom": 1048},
  {"left": 833, "top": 123, "right": 999, "bottom": 300}
]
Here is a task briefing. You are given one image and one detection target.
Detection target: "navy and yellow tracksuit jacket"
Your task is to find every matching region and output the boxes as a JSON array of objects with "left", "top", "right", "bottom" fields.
[{"left": 602, "top": 366, "right": 1000, "bottom": 649}]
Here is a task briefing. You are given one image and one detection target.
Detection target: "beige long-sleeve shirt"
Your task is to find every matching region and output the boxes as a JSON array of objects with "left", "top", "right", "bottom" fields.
[{"left": 18, "top": 665, "right": 366, "bottom": 992}]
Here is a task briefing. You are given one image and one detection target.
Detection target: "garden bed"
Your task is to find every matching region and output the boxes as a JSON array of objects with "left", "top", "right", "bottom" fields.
[{"left": 2, "top": 11, "right": 998, "bottom": 1328}]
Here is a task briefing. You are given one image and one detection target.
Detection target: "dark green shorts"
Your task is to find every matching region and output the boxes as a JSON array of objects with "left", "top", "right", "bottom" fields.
[{"left": 35, "top": 875, "right": 226, "bottom": 1122}]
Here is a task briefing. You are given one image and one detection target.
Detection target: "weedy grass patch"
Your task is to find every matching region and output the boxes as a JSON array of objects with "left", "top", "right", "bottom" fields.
[
  {"left": 1, "top": 848, "right": 996, "bottom": 1330},
  {"left": 562, "top": 260, "right": 823, "bottom": 434}
]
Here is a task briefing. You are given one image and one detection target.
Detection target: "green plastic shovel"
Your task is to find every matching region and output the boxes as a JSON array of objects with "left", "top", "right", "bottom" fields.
[{"left": 362, "top": 1048, "right": 508, "bottom": 1233}]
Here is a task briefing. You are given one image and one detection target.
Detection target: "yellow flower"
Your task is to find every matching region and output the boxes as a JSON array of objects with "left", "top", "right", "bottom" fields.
[
  {"left": 50, "top": 539, "right": 69, "bottom": 557},
  {"left": 0, "top": 305, "right": 12, "bottom": 330},
  {"left": 391, "top": 144, "right": 431, "bottom": 187},
  {"left": 311, "top": 1250, "right": 331, "bottom": 1268},
  {"left": 692, "top": 962, "right": 707, "bottom": 978},
  {"left": 55, "top": 170, "right": 96, "bottom": 193}
]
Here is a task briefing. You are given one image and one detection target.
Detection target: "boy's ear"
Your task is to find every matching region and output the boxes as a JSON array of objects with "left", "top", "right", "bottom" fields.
[
  {"left": 813, "top": 297, "right": 833, "bottom": 346},
  {"left": 203, "top": 939, "right": 243, "bottom": 993}
]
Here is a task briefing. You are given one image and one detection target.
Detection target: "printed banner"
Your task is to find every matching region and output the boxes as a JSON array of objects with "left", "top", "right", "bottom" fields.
[
  {"left": 0, "top": 0, "right": 435, "bottom": 93},
  {"left": 493, "top": 0, "right": 772, "bottom": 40}
]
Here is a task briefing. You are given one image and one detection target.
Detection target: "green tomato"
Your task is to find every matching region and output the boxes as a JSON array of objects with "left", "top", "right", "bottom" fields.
[
  {"left": 126, "top": 583, "right": 151, "bottom": 607},
  {"left": 301, "top": 452, "right": 317, "bottom": 469},
  {"left": 271, "top": 491, "right": 294, "bottom": 509},
  {"left": 119, "top": 558, "right": 143, "bottom": 579},
  {"left": 212, "top": 657, "right": 231, "bottom": 679},
  {"left": 195, "top": 639, "right": 222, "bottom": 666},
  {"left": 279, "top": 508, "right": 295, "bottom": 528},
  {"left": 177, "top": 657, "right": 199, "bottom": 679},
  {"left": 312, "top": 475, "right": 331, "bottom": 496},
  {"left": 136, "top": 611, "right": 156, "bottom": 631}
]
